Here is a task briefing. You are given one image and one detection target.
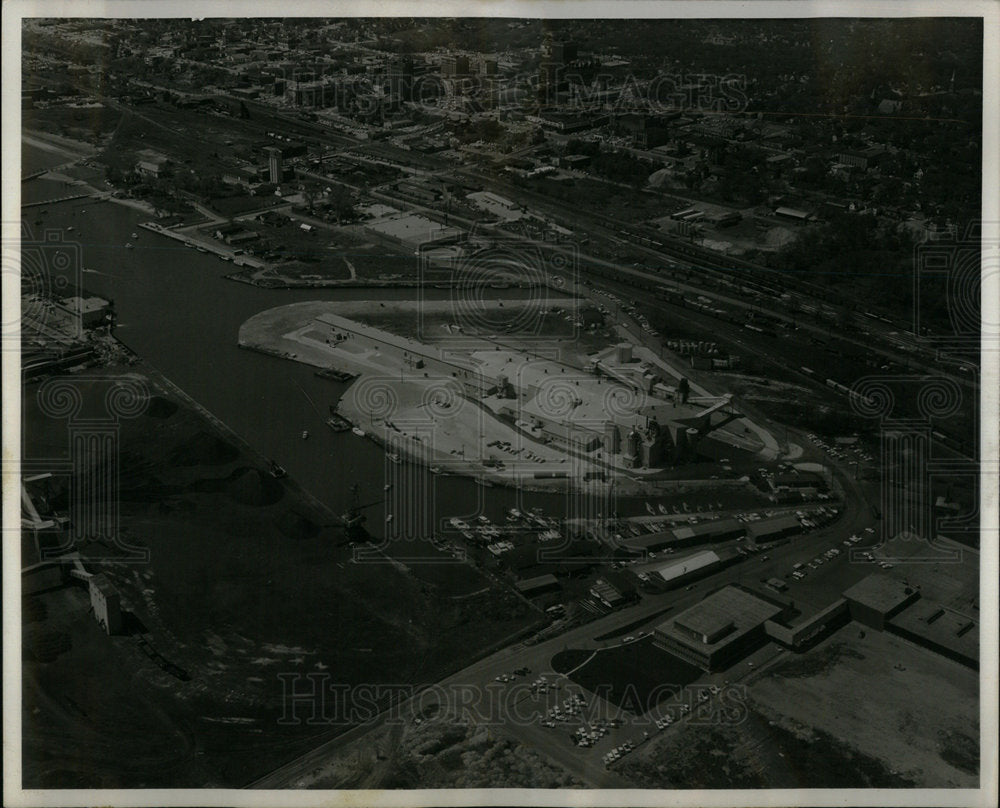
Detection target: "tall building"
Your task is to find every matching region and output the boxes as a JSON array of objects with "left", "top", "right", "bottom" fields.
[
  {"left": 441, "top": 55, "right": 470, "bottom": 77},
  {"left": 538, "top": 36, "right": 579, "bottom": 104},
  {"left": 388, "top": 55, "right": 414, "bottom": 103},
  {"left": 549, "top": 41, "right": 578, "bottom": 64},
  {"left": 264, "top": 146, "right": 283, "bottom": 184}
]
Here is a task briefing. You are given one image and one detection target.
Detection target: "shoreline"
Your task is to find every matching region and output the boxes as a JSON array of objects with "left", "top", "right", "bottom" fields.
[{"left": 113, "top": 335, "right": 342, "bottom": 527}]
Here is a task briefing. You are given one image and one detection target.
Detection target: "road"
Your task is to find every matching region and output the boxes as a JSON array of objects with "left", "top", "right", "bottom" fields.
[{"left": 249, "top": 426, "right": 878, "bottom": 789}]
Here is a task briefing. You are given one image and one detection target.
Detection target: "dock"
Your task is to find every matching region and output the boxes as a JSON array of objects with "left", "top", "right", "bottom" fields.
[{"left": 315, "top": 367, "right": 358, "bottom": 383}]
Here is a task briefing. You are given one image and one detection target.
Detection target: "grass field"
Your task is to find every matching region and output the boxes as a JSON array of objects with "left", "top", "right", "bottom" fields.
[{"left": 551, "top": 638, "right": 701, "bottom": 715}]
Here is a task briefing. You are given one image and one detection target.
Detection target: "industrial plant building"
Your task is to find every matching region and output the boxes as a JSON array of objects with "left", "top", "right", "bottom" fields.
[{"left": 653, "top": 585, "right": 788, "bottom": 671}]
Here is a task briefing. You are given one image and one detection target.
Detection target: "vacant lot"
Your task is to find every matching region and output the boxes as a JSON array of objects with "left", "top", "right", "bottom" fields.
[{"left": 748, "top": 628, "right": 978, "bottom": 787}]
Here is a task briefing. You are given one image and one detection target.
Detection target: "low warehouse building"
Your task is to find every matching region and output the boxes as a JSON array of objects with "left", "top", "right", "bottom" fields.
[
  {"left": 647, "top": 549, "right": 725, "bottom": 588},
  {"left": 653, "top": 585, "right": 788, "bottom": 671},
  {"left": 888, "top": 600, "right": 979, "bottom": 670},
  {"left": 843, "top": 574, "right": 921, "bottom": 630},
  {"left": 622, "top": 518, "right": 744, "bottom": 554},
  {"left": 747, "top": 514, "right": 801, "bottom": 544},
  {"left": 515, "top": 573, "right": 560, "bottom": 597}
]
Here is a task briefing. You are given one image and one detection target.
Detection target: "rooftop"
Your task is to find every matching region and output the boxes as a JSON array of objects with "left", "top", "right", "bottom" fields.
[
  {"left": 843, "top": 573, "right": 919, "bottom": 615},
  {"left": 515, "top": 573, "right": 559, "bottom": 592},
  {"left": 654, "top": 549, "right": 721, "bottom": 583},
  {"left": 748, "top": 513, "right": 801, "bottom": 538},
  {"left": 888, "top": 600, "right": 978, "bottom": 664},
  {"left": 657, "top": 585, "right": 783, "bottom": 646},
  {"left": 671, "top": 518, "right": 744, "bottom": 542}
]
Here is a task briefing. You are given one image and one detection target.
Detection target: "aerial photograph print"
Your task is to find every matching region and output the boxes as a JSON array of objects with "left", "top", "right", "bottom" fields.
[{"left": 5, "top": 2, "right": 997, "bottom": 807}]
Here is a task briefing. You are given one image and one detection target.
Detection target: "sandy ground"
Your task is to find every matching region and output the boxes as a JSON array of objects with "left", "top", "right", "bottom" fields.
[
  {"left": 239, "top": 301, "right": 785, "bottom": 494},
  {"left": 239, "top": 301, "right": 626, "bottom": 487},
  {"left": 747, "top": 628, "right": 979, "bottom": 787}
]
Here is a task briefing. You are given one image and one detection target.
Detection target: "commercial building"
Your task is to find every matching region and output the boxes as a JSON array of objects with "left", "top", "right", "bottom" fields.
[
  {"left": 136, "top": 158, "right": 168, "bottom": 178},
  {"left": 842, "top": 573, "right": 977, "bottom": 669},
  {"left": 774, "top": 206, "right": 813, "bottom": 222},
  {"left": 747, "top": 514, "right": 801, "bottom": 544},
  {"left": 515, "top": 574, "right": 560, "bottom": 597},
  {"left": 648, "top": 549, "right": 724, "bottom": 588},
  {"left": 653, "top": 585, "right": 787, "bottom": 671},
  {"left": 590, "top": 578, "right": 628, "bottom": 609},
  {"left": 396, "top": 179, "right": 441, "bottom": 204},
  {"left": 763, "top": 598, "right": 850, "bottom": 650},
  {"left": 367, "top": 212, "right": 463, "bottom": 250},
  {"left": 622, "top": 518, "right": 744, "bottom": 554},
  {"left": 56, "top": 296, "right": 110, "bottom": 329},
  {"left": 441, "top": 55, "right": 470, "bottom": 77},
  {"left": 843, "top": 574, "right": 921, "bottom": 630},
  {"left": 888, "top": 599, "right": 979, "bottom": 670}
]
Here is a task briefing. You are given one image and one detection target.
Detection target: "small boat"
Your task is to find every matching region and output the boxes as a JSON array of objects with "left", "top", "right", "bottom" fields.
[
  {"left": 301, "top": 430, "right": 309, "bottom": 439},
  {"left": 429, "top": 466, "right": 442, "bottom": 475},
  {"left": 131, "top": 232, "right": 138, "bottom": 239},
  {"left": 268, "top": 460, "right": 287, "bottom": 479},
  {"left": 387, "top": 452, "right": 401, "bottom": 464},
  {"left": 386, "top": 514, "right": 393, "bottom": 523},
  {"left": 125, "top": 242, "right": 134, "bottom": 249},
  {"left": 645, "top": 502, "right": 655, "bottom": 515},
  {"left": 658, "top": 504, "right": 668, "bottom": 515},
  {"left": 184, "top": 242, "right": 195, "bottom": 249},
  {"left": 67, "top": 226, "right": 75, "bottom": 232},
  {"left": 474, "top": 477, "right": 494, "bottom": 488},
  {"left": 352, "top": 426, "right": 366, "bottom": 437},
  {"left": 384, "top": 483, "right": 392, "bottom": 491},
  {"left": 197, "top": 247, "right": 208, "bottom": 253}
]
